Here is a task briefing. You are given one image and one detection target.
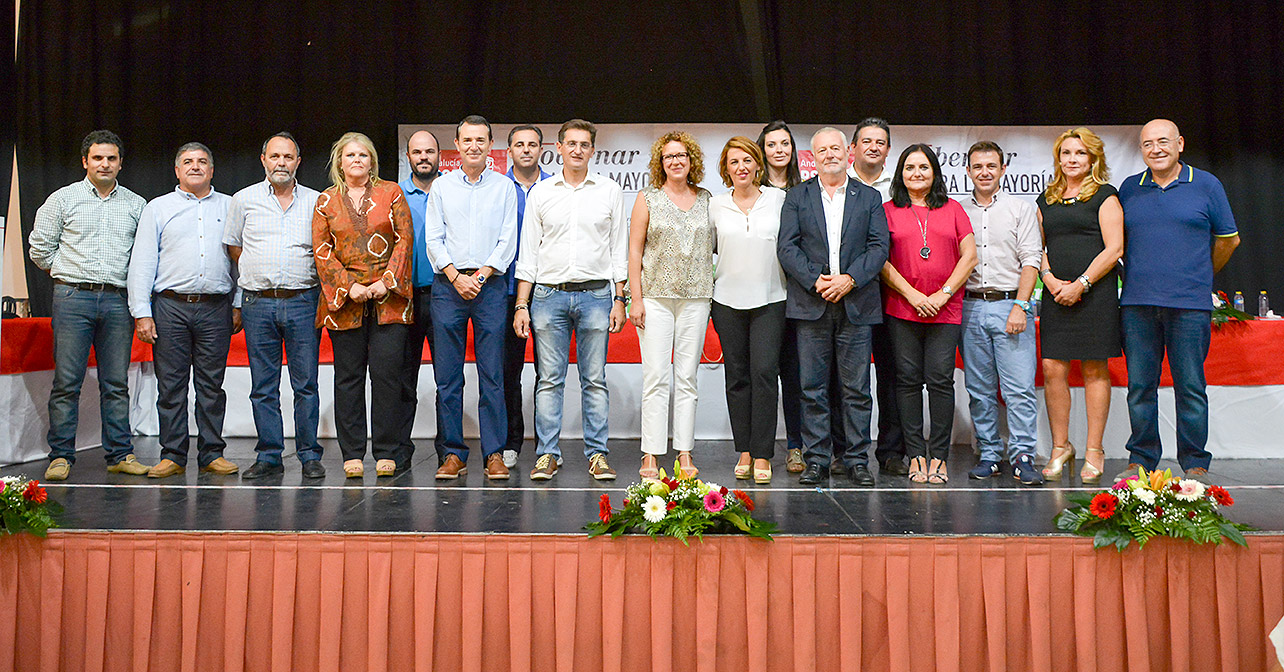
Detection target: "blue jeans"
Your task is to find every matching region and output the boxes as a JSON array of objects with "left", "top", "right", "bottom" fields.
[
  {"left": 240, "top": 288, "right": 322, "bottom": 465},
  {"left": 961, "top": 299, "right": 1038, "bottom": 463},
  {"left": 794, "top": 304, "right": 874, "bottom": 468},
  {"left": 431, "top": 276, "right": 507, "bottom": 460},
  {"left": 1121, "top": 306, "right": 1212, "bottom": 471},
  {"left": 529, "top": 283, "right": 612, "bottom": 460},
  {"left": 48, "top": 284, "right": 135, "bottom": 464}
]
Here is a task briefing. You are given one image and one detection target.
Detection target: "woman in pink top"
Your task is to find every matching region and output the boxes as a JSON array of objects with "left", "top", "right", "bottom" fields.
[{"left": 880, "top": 144, "right": 977, "bottom": 484}]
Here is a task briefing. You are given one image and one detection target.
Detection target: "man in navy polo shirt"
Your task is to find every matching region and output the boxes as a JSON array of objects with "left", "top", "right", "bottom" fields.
[{"left": 1115, "top": 119, "right": 1240, "bottom": 483}]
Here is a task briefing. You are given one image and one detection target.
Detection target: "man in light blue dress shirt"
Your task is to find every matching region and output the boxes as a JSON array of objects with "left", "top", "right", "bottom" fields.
[
  {"left": 29, "top": 130, "right": 150, "bottom": 481},
  {"left": 500, "top": 124, "right": 552, "bottom": 468},
  {"left": 425, "top": 115, "right": 519, "bottom": 480},
  {"left": 225, "top": 132, "right": 326, "bottom": 480},
  {"left": 127, "top": 142, "right": 239, "bottom": 478},
  {"left": 398, "top": 129, "right": 446, "bottom": 468}
]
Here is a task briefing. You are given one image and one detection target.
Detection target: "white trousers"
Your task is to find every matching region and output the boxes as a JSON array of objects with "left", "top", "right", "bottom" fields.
[{"left": 638, "top": 297, "right": 712, "bottom": 455}]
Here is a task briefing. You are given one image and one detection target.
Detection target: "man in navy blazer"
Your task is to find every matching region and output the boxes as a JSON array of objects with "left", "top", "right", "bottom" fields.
[{"left": 777, "top": 127, "right": 889, "bottom": 486}]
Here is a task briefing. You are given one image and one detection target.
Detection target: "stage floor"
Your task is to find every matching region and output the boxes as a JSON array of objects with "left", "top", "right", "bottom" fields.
[{"left": 4, "top": 438, "right": 1282, "bottom": 536}]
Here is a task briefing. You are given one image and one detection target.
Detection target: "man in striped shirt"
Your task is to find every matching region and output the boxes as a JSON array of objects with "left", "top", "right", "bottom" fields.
[{"left": 28, "top": 130, "right": 151, "bottom": 481}]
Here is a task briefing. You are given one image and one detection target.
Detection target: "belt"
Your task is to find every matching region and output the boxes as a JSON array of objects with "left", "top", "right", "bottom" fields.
[
  {"left": 454, "top": 268, "right": 480, "bottom": 276},
  {"left": 247, "top": 287, "right": 315, "bottom": 299},
  {"left": 157, "top": 290, "right": 225, "bottom": 303},
  {"left": 538, "top": 280, "right": 609, "bottom": 292},
  {"left": 55, "top": 280, "right": 126, "bottom": 294},
  {"left": 965, "top": 289, "right": 1018, "bottom": 301}
]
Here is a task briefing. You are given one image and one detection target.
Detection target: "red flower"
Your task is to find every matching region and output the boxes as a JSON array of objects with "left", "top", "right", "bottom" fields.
[
  {"left": 598, "top": 494, "right": 612, "bottom": 523},
  {"left": 662, "top": 478, "right": 679, "bottom": 491},
  {"left": 719, "top": 486, "right": 728, "bottom": 496},
  {"left": 666, "top": 502, "right": 677, "bottom": 510},
  {"left": 732, "top": 489, "right": 755, "bottom": 512},
  {"left": 23, "top": 480, "right": 47, "bottom": 504},
  {"left": 1187, "top": 511, "right": 1197, "bottom": 520},
  {"left": 1154, "top": 506, "right": 1164, "bottom": 517},
  {"left": 1170, "top": 482, "right": 1183, "bottom": 493},
  {"left": 1089, "top": 493, "right": 1118, "bottom": 519},
  {"left": 1208, "top": 485, "right": 1233, "bottom": 506}
]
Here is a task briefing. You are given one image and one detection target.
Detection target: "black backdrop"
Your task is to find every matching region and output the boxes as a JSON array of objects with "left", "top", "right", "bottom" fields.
[{"left": 16, "top": 0, "right": 1284, "bottom": 316}]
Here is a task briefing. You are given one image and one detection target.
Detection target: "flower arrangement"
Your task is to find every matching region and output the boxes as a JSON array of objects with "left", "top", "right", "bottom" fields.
[
  {"left": 1211, "top": 291, "right": 1254, "bottom": 327},
  {"left": 1, "top": 476, "right": 61, "bottom": 537},
  {"left": 1054, "top": 467, "right": 1249, "bottom": 550},
  {"left": 586, "top": 460, "right": 776, "bottom": 544}
]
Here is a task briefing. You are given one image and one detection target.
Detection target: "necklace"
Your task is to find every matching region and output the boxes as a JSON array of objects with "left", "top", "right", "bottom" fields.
[{"left": 910, "top": 204, "right": 931, "bottom": 259}]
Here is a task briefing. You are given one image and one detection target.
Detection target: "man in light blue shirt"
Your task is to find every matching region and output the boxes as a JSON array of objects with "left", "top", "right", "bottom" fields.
[
  {"left": 425, "top": 115, "right": 519, "bottom": 480},
  {"left": 398, "top": 129, "right": 446, "bottom": 468},
  {"left": 127, "top": 142, "right": 238, "bottom": 478},
  {"left": 500, "top": 124, "right": 553, "bottom": 468},
  {"left": 29, "top": 130, "right": 150, "bottom": 481},
  {"left": 225, "top": 132, "right": 326, "bottom": 480}
]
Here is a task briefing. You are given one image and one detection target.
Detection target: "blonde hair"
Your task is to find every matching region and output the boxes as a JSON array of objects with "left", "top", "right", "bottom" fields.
[
  {"left": 648, "top": 131, "right": 705, "bottom": 188},
  {"left": 327, "top": 132, "right": 381, "bottom": 192},
  {"left": 718, "top": 136, "right": 765, "bottom": 187},
  {"left": 1044, "top": 127, "right": 1109, "bottom": 204}
]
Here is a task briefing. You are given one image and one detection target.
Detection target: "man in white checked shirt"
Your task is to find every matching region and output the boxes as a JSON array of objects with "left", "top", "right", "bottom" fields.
[
  {"left": 29, "top": 130, "right": 151, "bottom": 481},
  {"left": 224, "top": 133, "right": 326, "bottom": 480}
]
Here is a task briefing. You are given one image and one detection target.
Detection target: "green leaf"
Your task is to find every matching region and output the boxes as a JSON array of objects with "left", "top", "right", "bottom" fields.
[{"left": 1219, "top": 522, "right": 1248, "bottom": 547}]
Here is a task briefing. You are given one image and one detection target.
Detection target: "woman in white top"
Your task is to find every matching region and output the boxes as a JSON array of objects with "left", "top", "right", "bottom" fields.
[
  {"left": 709, "top": 137, "right": 787, "bottom": 484},
  {"left": 628, "top": 131, "right": 714, "bottom": 480}
]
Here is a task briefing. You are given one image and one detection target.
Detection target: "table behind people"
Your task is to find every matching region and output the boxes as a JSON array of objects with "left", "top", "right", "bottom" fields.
[{"left": 312, "top": 132, "right": 413, "bottom": 479}]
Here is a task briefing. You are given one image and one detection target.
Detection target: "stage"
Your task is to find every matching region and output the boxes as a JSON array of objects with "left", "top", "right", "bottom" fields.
[{"left": 3, "top": 439, "right": 1284, "bottom": 671}]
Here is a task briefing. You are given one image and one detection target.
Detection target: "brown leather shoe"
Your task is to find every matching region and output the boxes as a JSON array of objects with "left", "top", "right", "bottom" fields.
[
  {"left": 435, "top": 454, "right": 467, "bottom": 480},
  {"left": 107, "top": 454, "right": 152, "bottom": 475},
  {"left": 484, "top": 453, "right": 510, "bottom": 480},
  {"left": 44, "top": 458, "right": 71, "bottom": 481},
  {"left": 147, "top": 458, "right": 186, "bottom": 479},
  {"left": 200, "top": 457, "right": 239, "bottom": 475}
]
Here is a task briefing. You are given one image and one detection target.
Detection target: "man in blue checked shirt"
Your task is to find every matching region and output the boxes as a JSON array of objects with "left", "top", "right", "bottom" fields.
[
  {"left": 424, "top": 115, "right": 519, "bottom": 481},
  {"left": 225, "top": 132, "right": 326, "bottom": 480},
  {"left": 29, "top": 130, "right": 150, "bottom": 481},
  {"left": 397, "top": 129, "right": 447, "bottom": 469},
  {"left": 499, "top": 124, "right": 553, "bottom": 469},
  {"left": 127, "top": 142, "right": 239, "bottom": 479}
]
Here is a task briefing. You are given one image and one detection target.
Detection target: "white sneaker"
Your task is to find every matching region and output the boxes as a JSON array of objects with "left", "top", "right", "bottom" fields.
[{"left": 502, "top": 449, "right": 518, "bottom": 469}]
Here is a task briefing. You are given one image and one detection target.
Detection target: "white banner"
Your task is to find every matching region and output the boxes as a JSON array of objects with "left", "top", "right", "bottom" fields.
[{"left": 397, "top": 123, "right": 1145, "bottom": 201}]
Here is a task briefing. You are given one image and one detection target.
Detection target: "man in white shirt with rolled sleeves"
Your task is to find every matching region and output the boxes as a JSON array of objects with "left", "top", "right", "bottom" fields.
[
  {"left": 958, "top": 140, "right": 1044, "bottom": 485},
  {"left": 512, "top": 119, "right": 628, "bottom": 482}
]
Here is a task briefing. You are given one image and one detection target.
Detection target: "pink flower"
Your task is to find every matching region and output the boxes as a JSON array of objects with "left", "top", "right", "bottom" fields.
[
  {"left": 1112, "top": 476, "right": 1137, "bottom": 491},
  {"left": 703, "top": 490, "right": 726, "bottom": 513}
]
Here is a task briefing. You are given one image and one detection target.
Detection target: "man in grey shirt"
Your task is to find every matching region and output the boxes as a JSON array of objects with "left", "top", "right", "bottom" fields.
[{"left": 28, "top": 130, "right": 151, "bottom": 481}]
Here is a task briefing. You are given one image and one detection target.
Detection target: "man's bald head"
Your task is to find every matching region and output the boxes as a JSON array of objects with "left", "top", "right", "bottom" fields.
[
  {"left": 1141, "top": 119, "right": 1180, "bottom": 141},
  {"left": 1139, "top": 118, "right": 1184, "bottom": 176},
  {"left": 407, "top": 130, "right": 440, "bottom": 181}
]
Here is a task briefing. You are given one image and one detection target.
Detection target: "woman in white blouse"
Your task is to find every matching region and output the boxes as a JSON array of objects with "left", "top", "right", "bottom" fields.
[{"left": 709, "top": 137, "right": 787, "bottom": 484}]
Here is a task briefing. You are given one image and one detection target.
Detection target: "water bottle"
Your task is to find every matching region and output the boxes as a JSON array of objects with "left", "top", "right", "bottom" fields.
[
  {"left": 1233, "top": 291, "right": 1245, "bottom": 312},
  {"left": 1259, "top": 291, "right": 1270, "bottom": 318}
]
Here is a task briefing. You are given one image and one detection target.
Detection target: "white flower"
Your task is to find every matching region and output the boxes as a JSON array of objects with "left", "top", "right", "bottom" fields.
[
  {"left": 1134, "top": 489, "right": 1156, "bottom": 505},
  {"left": 703, "top": 482, "right": 722, "bottom": 495},
  {"left": 1174, "top": 479, "right": 1206, "bottom": 502},
  {"left": 642, "top": 495, "right": 668, "bottom": 523}
]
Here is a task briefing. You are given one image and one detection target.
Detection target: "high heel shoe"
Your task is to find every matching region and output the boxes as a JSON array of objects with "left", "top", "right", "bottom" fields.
[
  {"left": 1043, "top": 443, "right": 1076, "bottom": 480},
  {"left": 639, "top": 454, "right": 659, "bottom": 480},
  {"left": 343, "top": 459, "right": 364, "bottom": 478},
  {"left": 1080, "top": 447, "right": 1105, "bottom": 485},
  {"left": 677, "top": 451, "right": 699, "bottom": 478},
  {"left": 753, "top": 459, "right": 772, "bottom": 484},
  {"left": 734, "top": 453, "right": 752, "bottom": 480},
  {"left": 375, "top": 459, "right": 397, "bottom": 477},
  {"left": 909, "top": 456, "right": 929, "bottom": 484}
]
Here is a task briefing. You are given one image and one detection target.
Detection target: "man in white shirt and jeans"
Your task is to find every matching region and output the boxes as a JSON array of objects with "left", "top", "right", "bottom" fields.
[
  {"left": 958, "top": 141, "right": 1043, "bottom": 485},
  {"left": 512, "top": 119, "right": 628, "bottom": 481}
]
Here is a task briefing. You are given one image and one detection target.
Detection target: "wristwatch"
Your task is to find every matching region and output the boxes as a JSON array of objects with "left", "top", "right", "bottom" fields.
[
  {"left": 613, "top": 295, "right": 628, "bottom": 304},
  {"left": 476, "top": 273, "right": 487, "bottom": 285},
  {"left": 1015, "top": 299, "right": 1032, "bottom": 313},
  {"left": 941, "top": 285, "right": 953, "bottom": 296},
  {"left": 1077, "top": 274, "right": 1092, "bottom": 292}
]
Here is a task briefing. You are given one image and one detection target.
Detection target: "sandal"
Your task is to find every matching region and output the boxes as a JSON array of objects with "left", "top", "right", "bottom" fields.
[
  {"left": 343, "top": 459, "right": 364, "bottom": 478},
  {"left": 676, "top": 451, "right": 699, "bottom": 478},
  {"left": 1080, "top": 447, "right": 1105, "bottom": 485},
  {"left": 639, "top": 454, "right": 660, "bottom": 480},
  {"left": 909, "top": 456, "right": 929, "bottom": 484},
  {"left": 734, "top": 453, "right": 752, "bottom": 480},
  {"left": 753, "top": 459, "right": 772, "bottom": 485},
  {"left": 927, "top": 458, "right": 949, "bottom": 485},
  {"left": 375, "top": 459, "right": 397, "bottom": 477}
]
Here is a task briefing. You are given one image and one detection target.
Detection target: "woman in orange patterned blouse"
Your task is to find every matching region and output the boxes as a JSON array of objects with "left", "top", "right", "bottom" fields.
[{"left": 313, "top": 132, "right": 413, "bottom": 478}]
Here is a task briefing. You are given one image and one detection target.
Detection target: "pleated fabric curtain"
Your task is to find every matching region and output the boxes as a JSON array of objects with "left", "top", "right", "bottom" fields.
[{"left": 1, "top": 534, "right": 1281, "bottom": 672}]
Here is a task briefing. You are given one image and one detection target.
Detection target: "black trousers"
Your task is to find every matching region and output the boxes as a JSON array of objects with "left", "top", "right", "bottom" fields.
[
  {"left": 331, "top": 312, "right": 408, "bottom": 462},
  {"left": 872, "top": 321, "right": 905, "bottom": 463},
  {"left": 399, "top": 289, "right": 445, "bottom": 465},
  {"left": 711, "top": 300, "right": 784, "bottom": 460},
  {"left": 503, "top": 293, "right": 532, "bottom": 453},
  {"left": 887, "top": 316, "right": 960, "bottom": 461},
  {"left": 152, "top": 294, "right": 232, "bottom": 467}
]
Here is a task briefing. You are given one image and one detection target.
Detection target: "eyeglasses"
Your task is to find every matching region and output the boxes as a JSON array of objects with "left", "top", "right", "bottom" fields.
[
  {"left": 1141, "top": 138, "right": 1175, "bottom": 150},
  {"left": 662, "top": 152, "right": 690, "bottom": 163}
]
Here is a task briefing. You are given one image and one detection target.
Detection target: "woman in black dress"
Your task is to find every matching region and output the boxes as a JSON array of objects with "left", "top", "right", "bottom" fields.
[{"left": 1037, "top": 128, "right": 1124, "bottom": 484}]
